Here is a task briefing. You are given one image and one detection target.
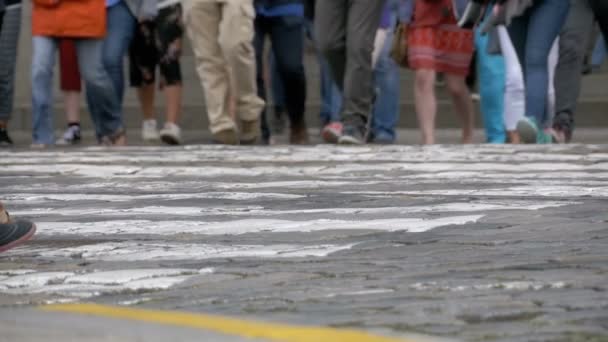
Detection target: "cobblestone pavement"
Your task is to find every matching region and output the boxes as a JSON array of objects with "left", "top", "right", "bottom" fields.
[{"left": 1, "top": 144, "right": 607, "bottom": 342}]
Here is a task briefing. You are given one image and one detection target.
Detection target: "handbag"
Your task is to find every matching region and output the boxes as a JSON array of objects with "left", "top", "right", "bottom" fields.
[{"left": 390, "top": 22, "right": 409, "bottom": 68}]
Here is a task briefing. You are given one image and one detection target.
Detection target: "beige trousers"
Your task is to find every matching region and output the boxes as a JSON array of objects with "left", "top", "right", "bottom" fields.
[{"left": 183, "top": 0, "right": 264, "bottom": 134}]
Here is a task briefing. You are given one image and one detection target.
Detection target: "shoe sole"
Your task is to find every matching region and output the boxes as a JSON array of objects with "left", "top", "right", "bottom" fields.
[
  {"left": 321, "top": 128, "right": 341, "bottom": 144},
  {"left": 161, "top": 134, "right": 181, "bottom": 146},
  {"left": 516, "top": 120, "right": 537, "bottom": 144},
  {"left": 0, "top": 222, "right": 37, "bottom": 253},
  {"left": 338, "top": 136, "right": 363, "bottom": 145}
]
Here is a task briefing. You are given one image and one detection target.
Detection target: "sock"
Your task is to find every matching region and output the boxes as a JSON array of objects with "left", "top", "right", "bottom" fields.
[{"left": 68, "top": 122, "right": 81, "bottom": 129}]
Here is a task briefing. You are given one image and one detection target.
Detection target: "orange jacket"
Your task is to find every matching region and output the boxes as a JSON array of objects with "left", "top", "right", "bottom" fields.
[{"left": 32, "top": 0, "right": 106, "bottom": 38}]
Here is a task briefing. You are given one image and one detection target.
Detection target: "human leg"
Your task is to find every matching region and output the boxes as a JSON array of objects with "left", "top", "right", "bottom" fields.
[
  {"left": 31, "top": 36, "right": 58, "bottom": 146},
  {"left": 414, "top": 69, "right": 437, "bottom": 145}
]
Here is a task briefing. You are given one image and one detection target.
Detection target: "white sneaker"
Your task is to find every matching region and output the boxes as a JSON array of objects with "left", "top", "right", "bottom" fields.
[
  {"left": 159, "top": 122, "right": 182, "bottom": 145},
  {"left": 142, "top": 119, "right": 160, "bottom": 141}
]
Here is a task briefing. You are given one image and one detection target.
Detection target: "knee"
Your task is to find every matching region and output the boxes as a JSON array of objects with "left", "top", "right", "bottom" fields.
[
  {"left": 317, "top": 34, "right": 344, "bottom": 58},
  {"left": 221, "top": 38, "right": 254, "bottom": 62}
]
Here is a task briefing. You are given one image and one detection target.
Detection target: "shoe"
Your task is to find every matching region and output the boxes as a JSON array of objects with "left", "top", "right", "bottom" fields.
[
  {"left": 289, "top": 122, "right": 310, "bottom": 145},
  {"left": 0, "top": 203, "right": 36, "bottom": 253},
  {"left": 56, "top": 125, "right": 81, "bottom": 145},
  {"left": 160, "top": 122, "right": 182, "bottom": 145},
  {"left": 338, "top": 124, "right": 366, "bottom": 145},
  {"left": 371, "top": 132, "right": 395, "bottom": 145},
  {"left": 321, "top": 122, "right": 343, "bottom": 144},
  {"left": 240, "top": 119, "right": 260, "bottom": 145},
  {"left": 100, "top": 128, "right": 127, "bottom": 146},
  {"left": 552, "top": 124, "right": 571, "bottom": 143},
  {"left": 0, "top": 128, "right": 14, "bottom": 147},
  {"left": 516, "top": 117, "right": 539, "bottom": 144},
  {"left": 212, "top": 129, "right": 239, "bottom": 145},
  {"left": 142, "top": 119, "right": 160, "bottom": 141},
  {"left": 470, "top": 93, "right": 481, "bottom": 101}
]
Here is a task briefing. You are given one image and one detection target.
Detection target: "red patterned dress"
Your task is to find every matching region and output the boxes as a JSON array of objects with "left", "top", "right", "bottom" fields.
[{"left": 407, "top": 0, "right": 474, "bottom": 76}]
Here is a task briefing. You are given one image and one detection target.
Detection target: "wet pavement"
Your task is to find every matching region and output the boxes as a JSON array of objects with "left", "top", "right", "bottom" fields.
[{"left": 1, "top": 144, "right": 607, "bottom": 342}]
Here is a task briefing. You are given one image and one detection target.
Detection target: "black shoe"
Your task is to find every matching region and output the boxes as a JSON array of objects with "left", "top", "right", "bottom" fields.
[
  {"left": 338, "top": 124, "right": 366, "bottom": 145},
  {"left": 0, "top": 220, "right": 37, "bottom": 253},
  {"left": 0, "top": 128, "right": 14, "bottom": 147}
]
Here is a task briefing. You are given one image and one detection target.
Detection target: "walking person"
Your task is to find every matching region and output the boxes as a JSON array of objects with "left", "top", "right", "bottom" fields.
[
  {"left": 183, "top": 0, "right": 265, "bottom": 145},
  {"left": 408, "top": 0, "right": 474, "bottom": 145},
  {"left": 553, "top": 0, "right": 608, "bottom": 143},
  {"left": 31, "top": 0, "right": 124, "bottom": 147},
  {"left": 315, "top": 0, "right": 386, "bottom": 144},
  {"left": 56, "top": 40, "right": 83, "bottom": 145},
  {"left": 130, "top": 0, "right": 185, "bottom": 145},
  {"left": 492, "top": 0, "right": 570, "bottom": 144},
  {"left": 0, "top": 0, "right": 21, "bottom": 147},
  {"left": 254, "top": 0, "right": 308, "bottom": 144}
]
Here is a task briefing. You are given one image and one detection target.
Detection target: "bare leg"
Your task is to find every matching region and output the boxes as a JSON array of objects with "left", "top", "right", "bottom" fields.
[
  {"left": 445, "top": 74, "right": 474, "bottom": 144},
  {"left": 63, "top": 91, "right": 81, "bottom": 123},
  {"left": 414, "top": 69, "right": 437, "bottom": 145},
  {"left": 137, "top": 84, "right": 156, "bottom": 120},
  {"left": 164, "top": 84, "right": 182, "bottom": 124}
]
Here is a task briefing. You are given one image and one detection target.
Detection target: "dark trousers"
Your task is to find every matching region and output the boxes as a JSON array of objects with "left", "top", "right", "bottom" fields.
[
  {"left": 315, "top": 0, "right": 385, "bottom": 128},
  {"left": 554, "top": 0, "right": 608, "bottom": 138},
  {"left": 254, "top": 15, "right": 307, "bottom": 141}
]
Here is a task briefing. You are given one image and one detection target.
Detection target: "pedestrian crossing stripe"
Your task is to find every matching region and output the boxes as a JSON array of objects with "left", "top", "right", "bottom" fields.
[{"left": 43, "top": 303, "right": 430, "bottom": 342}]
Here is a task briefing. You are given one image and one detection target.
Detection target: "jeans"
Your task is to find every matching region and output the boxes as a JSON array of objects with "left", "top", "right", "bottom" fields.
[
  {"left": 271, "top": 18, "right": 341, "bottom": 127},
  {"left": 86, "top": 1, "right": 136, "bottom": 137},
  {"left": 508, "top": 0, "right": 570, "bottom": 126},
  {"left": 554, "top": 0, "right": 608, "bottom": 137},
  {"left": 32, "top": 37, "right": 122, "bottom": 144},
  {"left": 592, "top": 34, "right": 606, "bottom": 68},
  {"left": 254, "top": 15, "right": 307, "bottom": 139},
  {"left": 371, "top": 15, "right": 399, "bottom": 142}
]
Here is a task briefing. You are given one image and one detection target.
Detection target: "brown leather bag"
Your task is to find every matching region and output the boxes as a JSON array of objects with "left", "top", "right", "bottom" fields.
[{"left": 390, "top": 22, "right": 409, "bottom": 68}]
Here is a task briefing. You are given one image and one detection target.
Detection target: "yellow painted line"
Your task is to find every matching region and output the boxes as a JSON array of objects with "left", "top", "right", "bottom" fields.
[{"left": 42, "top": 303, "right": 419, "bottom": 342}]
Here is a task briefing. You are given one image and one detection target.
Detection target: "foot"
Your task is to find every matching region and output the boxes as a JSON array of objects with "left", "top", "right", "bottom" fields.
[
  {"left": 289, "top": 122, "right": 310, "bottom": 145},
  {"left": 321, "top": 122, "right": 343, "bottom": 144},
  {"left": 212, "top": 129, "right": 239, "bottom": 145},
  {"left": 0, "top": 202, "right": 36, "bottom": 253},
  {"left": 507, "top": 131, "right": 521, "bottom": 144},
  {"left": 338, "top": 124, "right": 366, "bottom": 145},
  {"left": 101, "top": 128, "right": 127, "bottom": 146},
  {"left": 552, "top": 125, "right": 570, "bottom": 143},
  {"left": 56, "top": 125, "right": 82, "bottom": 145},
  {"left": 142, "top": 119, "right": 160, "bottom": 141},
  {"left": 160, "top": 122, "right": 182, "bottom": 145},
  {"left": 0, "top": 127, "right": 14, "bottom": 147},
  {"left": 240, "top": 119, "right": 260, "bottom": 145},
  {"left": 371, "top": 131, "right": 395, "bottom": 145},
  {"left": 516, "top": 117, "right": 539, "bottom": 144}
]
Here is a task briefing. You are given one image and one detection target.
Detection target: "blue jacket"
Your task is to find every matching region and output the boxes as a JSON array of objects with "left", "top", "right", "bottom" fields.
[{"left": 255, "top": 0, "right": 304, "bottom": 17}]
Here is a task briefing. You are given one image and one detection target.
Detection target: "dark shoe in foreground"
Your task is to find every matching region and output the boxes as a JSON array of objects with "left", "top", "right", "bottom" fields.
[
  {"left": 0, "top": 128, "right": 13, "bottom": 147},
  {"left": 0, "top": 203, "right": 36, "bottom": 253},
  {"left": 0, "top": 221, "right": 37, "bottom": 253},
  {"left": 338, "top": 124, "right": 366, "bottom": 145}
]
